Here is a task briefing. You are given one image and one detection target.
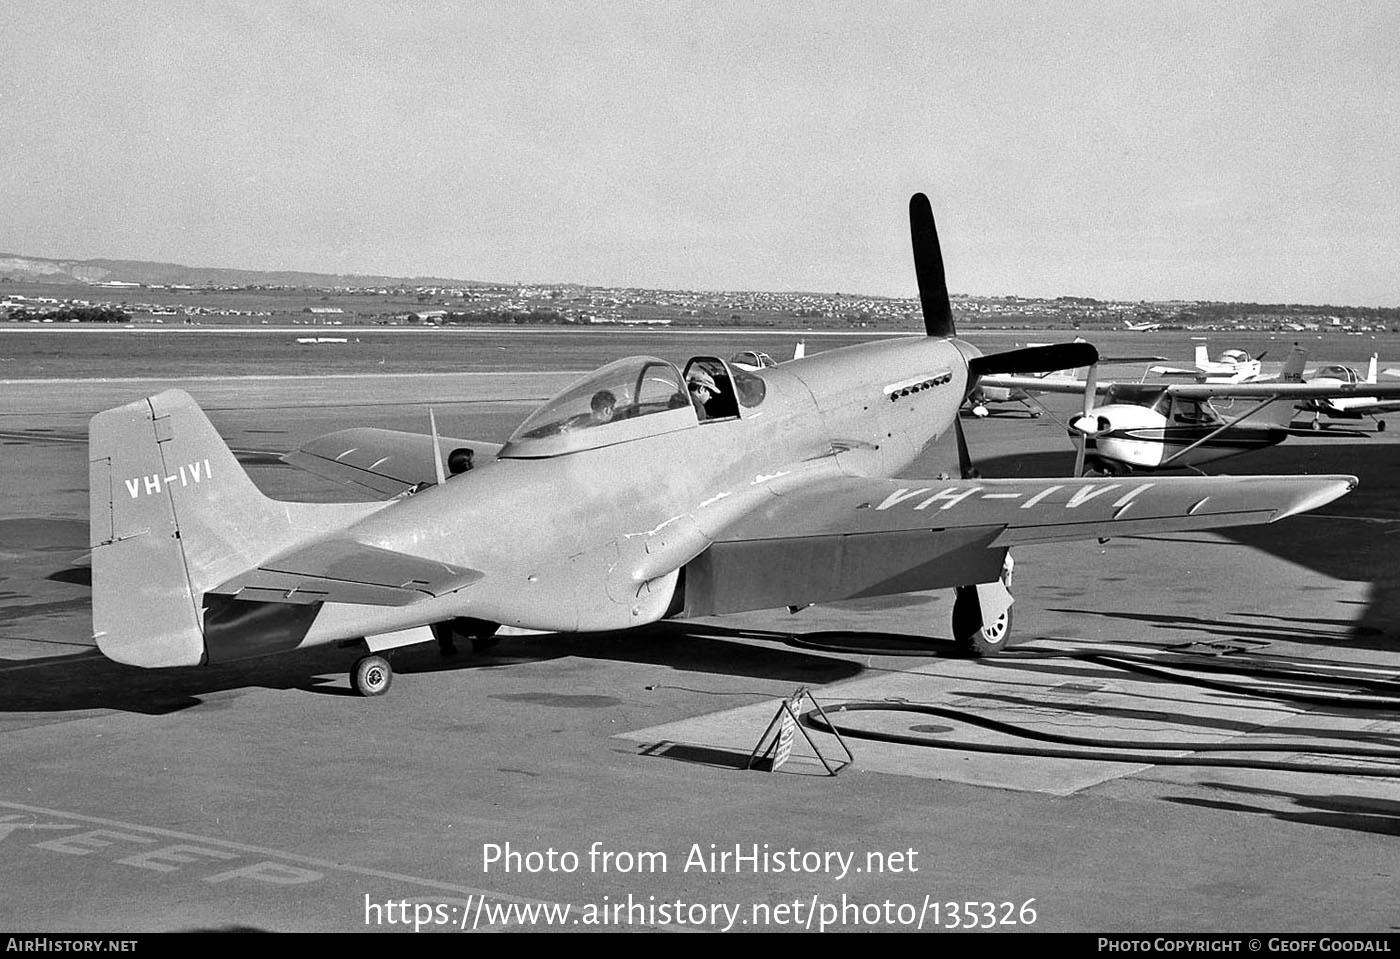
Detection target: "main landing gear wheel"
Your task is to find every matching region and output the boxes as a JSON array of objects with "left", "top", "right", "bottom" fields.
[
  {"left": 351, "top": 655, "right": 392, "bottom": 696},
  {"left": 1378, "top": 420, "right": 1387, "bottom": 433},
  {"left": 951, "top": 585, "right": 1014, "bottom": 657}
]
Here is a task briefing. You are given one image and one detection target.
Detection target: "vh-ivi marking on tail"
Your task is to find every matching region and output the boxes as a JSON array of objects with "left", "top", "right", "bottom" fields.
[{"left": 123, "top": 459, "right": 212, "bottom": 499}]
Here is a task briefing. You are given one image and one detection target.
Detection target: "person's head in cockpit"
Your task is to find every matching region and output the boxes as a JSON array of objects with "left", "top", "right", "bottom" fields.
[
  {"left": 590, "top": 390, "right": 617, "bottom": 424},
  {"left": 687, "top": 370, "right": 717, "bottom": 418}
]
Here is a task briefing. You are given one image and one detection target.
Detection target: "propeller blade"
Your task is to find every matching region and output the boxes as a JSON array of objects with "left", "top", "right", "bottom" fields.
[
  {"left": 909, "top": 193, "right": 955, "bottom": 338},
  {"left": 1082, "top": 362, "right": 1099, "bottom": 420},
  {"left": 968, "top": 342, "right": 1100, "bottom": 379},
  {"left": 429, "top": 408, "right": 446, "bottom": 485},
  {"left": 1072, "top": 362, "right": 1098, "bottom": 479},
  {"left": 954, "top": 414, "right": 975, "bottom": 480}
]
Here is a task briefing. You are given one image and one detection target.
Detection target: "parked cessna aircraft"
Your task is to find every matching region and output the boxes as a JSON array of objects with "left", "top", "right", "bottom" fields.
[
  {"left": 1296, "top": 355, "right": 1400, "bottom": 432},
  {"left": 87, "top": 194, "right": 1358, "bottom": 695},
  {"left": 1151, "top": 343, "right": 1264, "bottom": 383},
  {"left": 982, "top": 347, "right": 1400, "bottom": 473}
]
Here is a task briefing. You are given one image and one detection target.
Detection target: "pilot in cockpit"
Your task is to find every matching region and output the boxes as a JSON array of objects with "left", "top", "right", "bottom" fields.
[
  {"left": 687, "top": 369, "right": 720, "bottom": 420},
  {"left": 589, "top": 390, "right": 617, "bottom": 425}
]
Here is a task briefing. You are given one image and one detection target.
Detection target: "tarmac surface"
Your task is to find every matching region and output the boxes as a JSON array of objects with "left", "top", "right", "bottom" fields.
[{"left": 2, "top": 336, "right": 1398, "bottom": 933}]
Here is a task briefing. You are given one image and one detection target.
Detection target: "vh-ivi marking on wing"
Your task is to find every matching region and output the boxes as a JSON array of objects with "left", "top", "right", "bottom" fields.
[{"left": 85, "top": 192, "right": 1357, "bottom": 696}]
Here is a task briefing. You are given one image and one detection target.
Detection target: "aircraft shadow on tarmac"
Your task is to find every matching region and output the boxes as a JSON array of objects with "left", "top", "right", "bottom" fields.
[
  {"left": 0, "top": 622, "right": 867, "bottom": 716},
  {"left": 1163, "top": 783, "right": 1400, "bottom": 839},
  {"left": 945, "top": 683, "right": 1400, "bottom": 747}
]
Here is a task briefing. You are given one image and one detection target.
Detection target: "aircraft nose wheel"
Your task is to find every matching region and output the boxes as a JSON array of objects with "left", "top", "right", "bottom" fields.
[{"left": 351, "top": 654, "right": 393, "bottom": 696}]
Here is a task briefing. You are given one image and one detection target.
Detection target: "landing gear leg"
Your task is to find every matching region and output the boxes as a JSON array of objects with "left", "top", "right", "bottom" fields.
[
  {"left": 432, "top": 621, "right": 458, "bottom": 656},
  {"left": 449, "top": 617, "right": 502, "bottom": 654},
  {"left": 951, "top": 555, "right": 1016, "bottom": 657},
  {"left": 351, "top": 654, "right": 392, "bottom": 697}
]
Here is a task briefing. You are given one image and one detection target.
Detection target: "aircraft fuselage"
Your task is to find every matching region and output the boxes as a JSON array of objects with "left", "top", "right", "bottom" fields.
[{"left": 269, "top": 335, "right": 975, "bottom": 650}]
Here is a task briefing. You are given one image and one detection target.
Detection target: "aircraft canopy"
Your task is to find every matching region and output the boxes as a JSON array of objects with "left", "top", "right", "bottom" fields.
[{"left": 499, "top": 356, "right": 697, "bottom": 458}]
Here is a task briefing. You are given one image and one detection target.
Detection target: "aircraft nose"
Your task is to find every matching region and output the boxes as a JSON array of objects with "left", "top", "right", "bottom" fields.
[{"left": 1070, "top": 414, "right": 1110, "bottom": 436}]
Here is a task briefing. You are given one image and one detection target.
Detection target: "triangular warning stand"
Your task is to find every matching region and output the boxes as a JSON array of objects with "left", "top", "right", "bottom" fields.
[{"left": 747, "top": 687, "right": 853, "bottom": 776}]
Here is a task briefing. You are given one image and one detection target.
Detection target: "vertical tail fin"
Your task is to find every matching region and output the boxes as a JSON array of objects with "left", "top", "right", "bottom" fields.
[
  {"left": 88, "top": 390, "right": 303, "bottom": 666},
  {"left": 1194, "top": 344, "right": 1210, "bottom": 368},
  {"left": 1280, "top": 346, "right": 1307, "bottom": 383},
  {"left": 1240, "top": 347, "right": 1308, "bottom": 428},
  {"left": 1365, "top": 354, "right": 1378, "bottom": 384}
]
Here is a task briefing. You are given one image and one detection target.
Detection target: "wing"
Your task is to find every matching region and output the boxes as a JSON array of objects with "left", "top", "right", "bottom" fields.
[
  {"left": 283, "top": 428, "right": 503, "bottom": 497},
  {"left": 1163, "top": 382, "right": 1400, "bottom": 400},
  {"left": 976, "top": 377, "right": 1400, "bottom": 402},
  {"left": 977, "top": 374, "right": 1111, "bottom": 395},
  {"left": 681, "top": 473, "right": 1353, "bottom": 616}
]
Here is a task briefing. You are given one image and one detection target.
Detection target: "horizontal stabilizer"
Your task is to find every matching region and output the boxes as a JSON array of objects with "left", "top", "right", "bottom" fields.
[
  {"left": 214, "top": 538, "right": 483, "bottom": 607},
  {"left": 284, "top": 428, "right": 502, "bottom": 497}
]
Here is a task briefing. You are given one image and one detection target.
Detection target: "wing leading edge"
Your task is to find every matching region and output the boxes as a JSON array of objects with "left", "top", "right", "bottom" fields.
[
  {"left": 979, "top": 375, "right": 1400, "bottom": 402},
  {"left": 680, "top": 473, "right": 1354, "bottom": 616}
]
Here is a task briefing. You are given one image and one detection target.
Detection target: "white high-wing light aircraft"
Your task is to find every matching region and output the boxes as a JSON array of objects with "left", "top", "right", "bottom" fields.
[
  {"left": 982, "top": 347, "right": 1400, "bottom": 473},
  {"left": 86, "top": 195, "right": 1357, "bottom": 695},
  {"left": 1151, "top": 343, "right": 1265, "bottom": 384}
]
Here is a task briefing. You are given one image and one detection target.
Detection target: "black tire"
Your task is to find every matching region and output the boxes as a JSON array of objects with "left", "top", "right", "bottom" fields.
[
  {"left": 951, "top": 587, "right": 1014, "bottom": 657},
  {"left": 1377, "top": 420, "right": 1386, "bottom": 433},
  {"left": 351, "top": 655, "right": 392, "bottom": 696}
]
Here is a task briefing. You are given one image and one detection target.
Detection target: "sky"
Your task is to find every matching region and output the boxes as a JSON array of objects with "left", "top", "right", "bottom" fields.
[{"left": 2, "top": 1, "right": 1396, "bottom": 305}]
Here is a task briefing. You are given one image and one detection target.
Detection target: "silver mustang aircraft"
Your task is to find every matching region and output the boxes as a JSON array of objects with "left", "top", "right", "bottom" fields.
[{"left": 87, "top": 195, "right": 1357, "bottom": 695}]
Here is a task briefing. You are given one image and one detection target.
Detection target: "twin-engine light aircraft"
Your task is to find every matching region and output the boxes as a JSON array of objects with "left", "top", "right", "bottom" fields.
[
  {"left": 87, "top": 195, "right": 1359, "bottom": 696},
  {"left": 981, "top": 348, "right": 1400, "bottom": 473}
]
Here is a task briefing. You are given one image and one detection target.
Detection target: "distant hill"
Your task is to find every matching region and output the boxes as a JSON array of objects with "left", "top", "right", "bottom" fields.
[{"left": 0, "top": 253, "right": 491, "bottom": 289}]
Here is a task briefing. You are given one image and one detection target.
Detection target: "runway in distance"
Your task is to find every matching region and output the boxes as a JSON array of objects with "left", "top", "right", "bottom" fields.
[
  {"left": 981, "top": 347, "right": 1400, "bottom": 473},
  {"left": 87, "top": 194, "right": 1359, "bottom": 695}
]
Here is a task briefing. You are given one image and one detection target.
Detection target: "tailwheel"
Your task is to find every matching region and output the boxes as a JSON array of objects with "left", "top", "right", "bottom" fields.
[
  {"left": 952, "top": 586, "right": 1014, "bottom": 656},
  {"left": 351, "top": 654, "right": 393, "bottom": 697}
]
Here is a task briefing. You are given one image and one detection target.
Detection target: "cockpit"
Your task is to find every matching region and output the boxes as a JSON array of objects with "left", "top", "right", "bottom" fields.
[
  {"left": 498, "top": 355, "right": 767, "bottom": 458},
  {"left": 1105, "top": 384, "right": 1172, "bottom": 414},
  {"left": 1312, "top": 365, "right": 1359, "bottom": 384},
  {"left": 1103, "top": 384, "right": 1217, "bottom": 424}
]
